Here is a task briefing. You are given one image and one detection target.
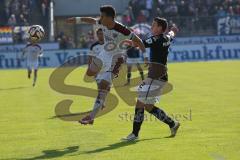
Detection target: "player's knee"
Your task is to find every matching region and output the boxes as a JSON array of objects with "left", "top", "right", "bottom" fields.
[
  {"left": 98, "top": 80, "right": 110, "bottom": 91},
  {"left": 136, "top": 100, "right": 145, "bottom": 108},
  {"left": 86, "top": 69, "right": 98, "bottom": 76},
  {"left": 145, "top": 104, "right": 154, "bottom": 112}
]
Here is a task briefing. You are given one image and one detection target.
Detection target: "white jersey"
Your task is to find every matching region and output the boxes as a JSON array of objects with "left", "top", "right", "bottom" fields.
[
  {"left": 89, "top": 41, "right": 104, "bottom": 57},
  {"left": 94, "top": 21, "right": 136, "bottom": 83},
  {"left": 22, "top": 43, "right": 43, "bottom": 63},
  {"left": 96, "top": 21, "right": 134, "bottom": 55}
]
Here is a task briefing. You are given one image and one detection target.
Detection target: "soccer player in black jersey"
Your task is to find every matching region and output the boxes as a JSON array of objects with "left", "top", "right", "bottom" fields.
[{"left": 122, "top": 17, "right": 180, "bottom": 141}]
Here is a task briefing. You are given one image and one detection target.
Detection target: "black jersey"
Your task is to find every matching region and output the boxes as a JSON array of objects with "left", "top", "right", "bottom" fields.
[
  {"left": 127, "top": 47, "right": 140, "bottom": 58},
  {"left": 143, "top": 33, "right": 173, "bottom": 80}
]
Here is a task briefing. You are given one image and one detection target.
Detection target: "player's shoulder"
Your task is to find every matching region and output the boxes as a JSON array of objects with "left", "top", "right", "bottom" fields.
[
  {"left": 25, "top": 43, "right": 42, "bottom": 50},
  {"left": 144, "top": 34, "right": 168, "bottom": 45},
  {"left": 24, "top": 43, "right": 32, "bottom": 48},
  {"left": 153, "top": 34, "right": 169, "bottom": 43},
  {"left": 90, "top": 41, "right": 102, "bottom": 50},
  {"left": 113, "top": 22, "right": 131, "bottom": 36},
  {"left": 33, "top": 44, "right": 42, "bottom": 50}
]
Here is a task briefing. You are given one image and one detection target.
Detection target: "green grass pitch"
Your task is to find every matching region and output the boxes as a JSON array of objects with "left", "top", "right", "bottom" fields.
[{"left": 0, "top": 61, "right": 240, "bottom": 160}]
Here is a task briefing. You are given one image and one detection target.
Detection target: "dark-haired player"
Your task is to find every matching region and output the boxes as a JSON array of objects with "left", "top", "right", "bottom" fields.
[
  {"left": 122, "top": 17, "right": 180, "bottom": 141},
  {"left": 66, "top": 5, "right": 147, "bottom": 124}
]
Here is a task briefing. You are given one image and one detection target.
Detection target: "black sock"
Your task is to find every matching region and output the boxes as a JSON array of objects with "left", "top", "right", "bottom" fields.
[
  {"left": 132, "top": 108, "right": 144, "bottom": 137},
  {"left": 147, "top": 106, "right": 175, "bottom": 128},
  {"left": 140, "top": 71, "right": 144, "bottom": 80},
  {"left": 127, "top": 72, "right": 131, "bottom": 83}
]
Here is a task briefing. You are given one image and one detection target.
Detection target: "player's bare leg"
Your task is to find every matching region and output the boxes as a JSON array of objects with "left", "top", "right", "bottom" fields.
[
  {"left": 27, "top": 68, "right": 32, "bottom": 79},
  {"left": 79, "top": 79, "right": 110, "bottom": 125},
  {"left": 33, "top": 69, "right": 38, "bottom": 87},
  {"left": 125, "top": 64, "right": 132, "bottom": 86},
  {"left": 136, "top": 63, "right": 144, "bottom": 81},
  {"left": 125, "top": 63, "right": 144, "bottom": 86}
]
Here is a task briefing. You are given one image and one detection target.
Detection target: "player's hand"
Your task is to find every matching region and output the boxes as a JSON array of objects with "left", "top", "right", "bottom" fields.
[
  {"left": 170, "top": 24, "right": 179, "bottom": 34},
  {"left": 66, "top": 17, "right": 76, "bottom": 24},
  {"left": 144, "top": 57, "right": 149, "bottom": 67}
]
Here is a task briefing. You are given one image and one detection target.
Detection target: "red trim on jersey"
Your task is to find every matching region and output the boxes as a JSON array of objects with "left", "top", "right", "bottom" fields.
[{"left": 113, "top": 22, "right": 131, "bottom": 36}]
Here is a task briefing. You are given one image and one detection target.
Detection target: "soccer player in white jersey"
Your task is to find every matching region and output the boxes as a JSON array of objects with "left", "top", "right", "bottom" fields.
[
  {"left": 22, "top": 40, "right": 43, "bottom": 87},
  {"left": 66, "top": 5, "right": 148, "bottom": 125}
]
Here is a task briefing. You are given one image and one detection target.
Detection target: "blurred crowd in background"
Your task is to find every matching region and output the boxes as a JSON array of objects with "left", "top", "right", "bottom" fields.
[
  {"left": 123, "top": 0, "right": 240, "bottom": 34},
  {"left": 0, "top": 0, "right": 240, "bottom": 49},
  {"left": 0, "top": 0, "right": 50, "bottom": 43},
  {"left": 0, "top": 0, "right": 49, "bottom": 26},
  {"left": 123, "top": 0, "right": 240, "bottom": 25}
]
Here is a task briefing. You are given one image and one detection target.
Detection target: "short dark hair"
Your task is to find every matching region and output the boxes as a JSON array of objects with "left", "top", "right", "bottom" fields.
[
  {"left": 96, "top": 28, "right": 103, "bottom": 34},
  {"left": 100, "top": 5, "right": 116, "bottom": 19},
  {"left": 154, "top": 17, "right": 168, "bottom": 32}
]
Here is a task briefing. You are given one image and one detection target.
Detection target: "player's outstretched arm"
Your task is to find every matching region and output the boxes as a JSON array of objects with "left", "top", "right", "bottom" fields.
[
  {"left": 131, "top": 35, "right": 149, "bottom": 65},
  {"left": 131, "top": 35, "right": 146, "bottom": 54},
  {"left": 66, "top": 17, "right": 97, "bottom": 25}
]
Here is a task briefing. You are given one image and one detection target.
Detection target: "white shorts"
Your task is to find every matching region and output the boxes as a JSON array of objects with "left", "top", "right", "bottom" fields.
[
  {"left": 127, "top": 58, "right": 141, "bottom": 64},
  {"left": 95, "top": 71, "right": 113, "bottom": 84},
  {"left": 27, "top": 61, "right": 39, "bottom": 70},
  {"left": 137, "top": 78, "right": 166, "bottom": 104},
  {"left": 95, "top": 51, "right": 124, "bottom": 84}
]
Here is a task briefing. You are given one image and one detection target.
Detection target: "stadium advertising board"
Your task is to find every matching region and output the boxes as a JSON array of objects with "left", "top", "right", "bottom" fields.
[
  {"left": 0, "top": 39, "right": 239, "bottom": 69},
  {"left": 0, "top": 49, "right": 88, "bottom": 69},
  {"left": 0, "top": 43, "right": 59, "bottom": 52},
  {"left": 169, "top": 42, "right": 240, "bottom": 62},
  {"left": 174, "top": 35, "right": 240, "bottom": 45}
]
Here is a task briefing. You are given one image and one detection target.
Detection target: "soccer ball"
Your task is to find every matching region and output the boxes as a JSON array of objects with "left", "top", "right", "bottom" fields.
[{"left": 28, "top": 25, "right": 45, "bottom": 42}]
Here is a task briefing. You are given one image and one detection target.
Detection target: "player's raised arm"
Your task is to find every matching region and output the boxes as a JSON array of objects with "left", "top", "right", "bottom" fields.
[
  {"left": 66, "top": 17, "right": 98, "bottom": 25},
  {"left": 166, "top": 25, "right": 179, "bottom": 40}
]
